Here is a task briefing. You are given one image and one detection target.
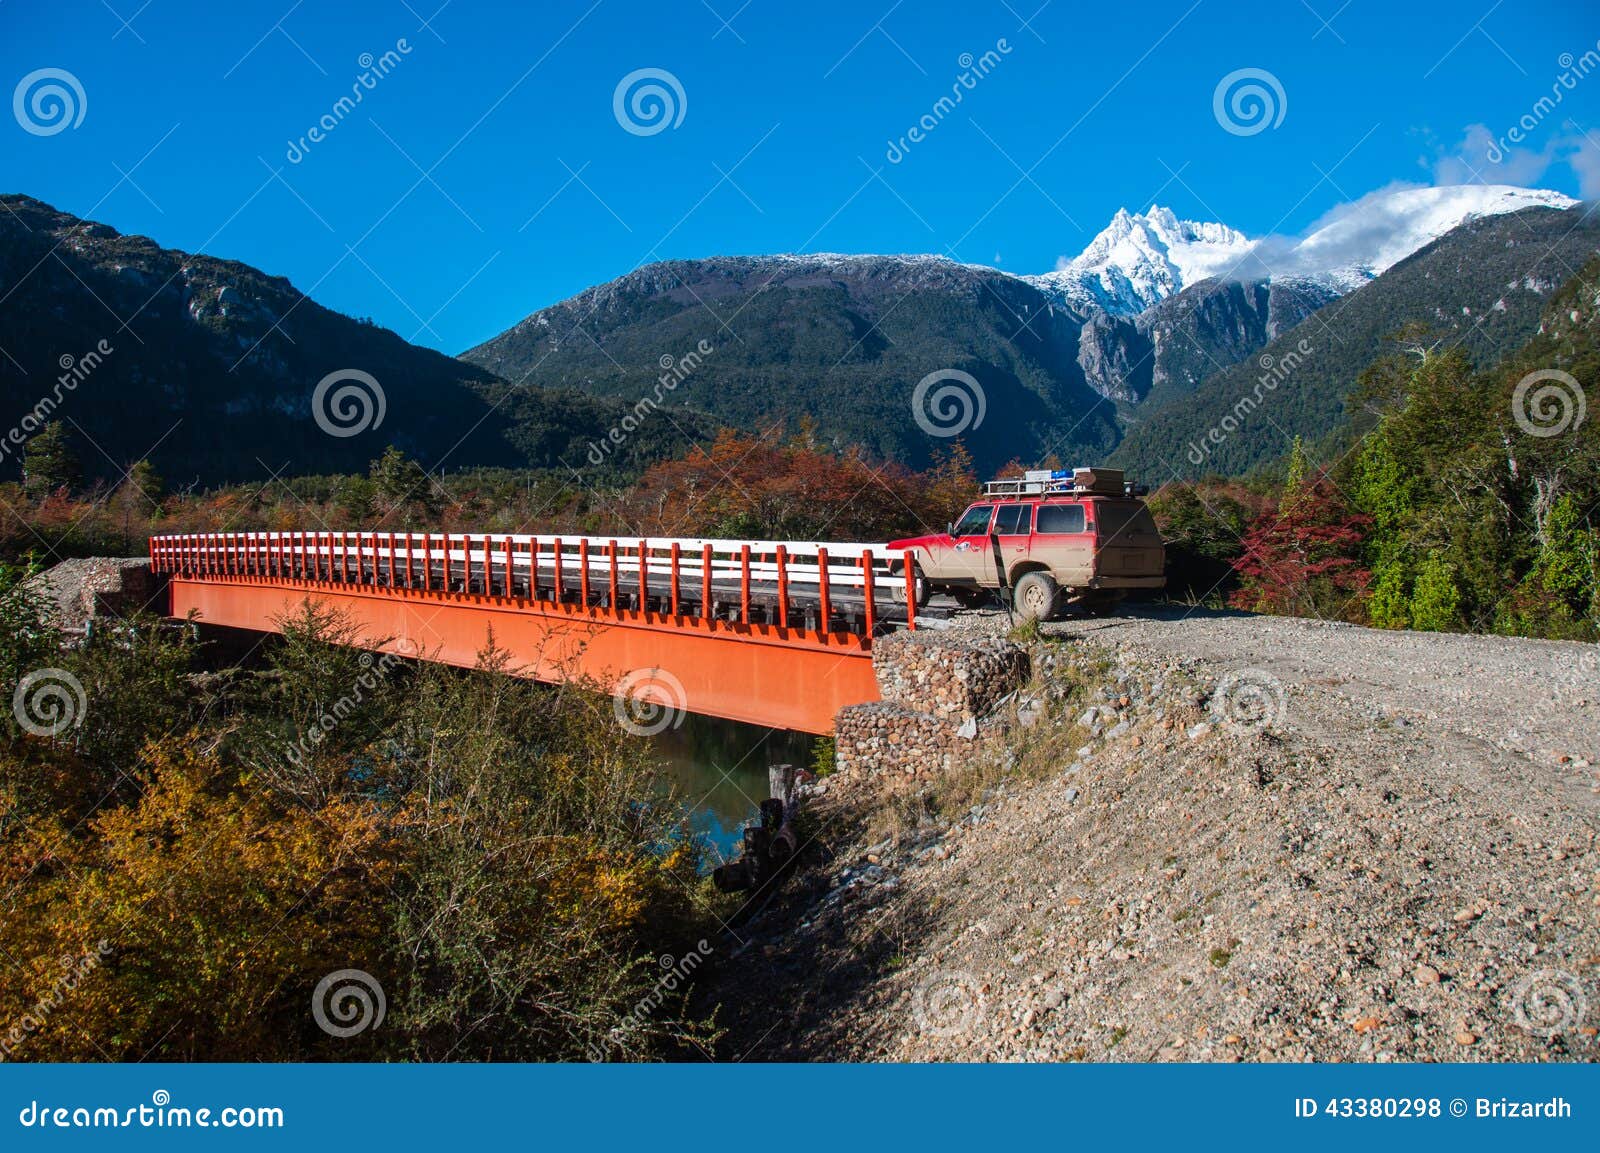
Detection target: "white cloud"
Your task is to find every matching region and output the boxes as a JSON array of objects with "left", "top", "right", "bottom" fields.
[{"left": 1434, "top": 122, "right": 1599, "bottom": 196}]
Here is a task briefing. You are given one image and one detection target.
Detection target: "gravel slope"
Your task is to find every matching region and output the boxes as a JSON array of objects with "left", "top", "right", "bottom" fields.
[{"left": 709, "top": 608, "right": 1600, "bottom": 1062}]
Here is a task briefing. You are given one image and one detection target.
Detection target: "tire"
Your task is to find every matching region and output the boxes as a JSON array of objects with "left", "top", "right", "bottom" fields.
[
  {"left": 889, "top": 561, "right": 931, "bottom": 607},
  {"left": 1013, "top": 571, "right": 1059, "bottom": 623}
]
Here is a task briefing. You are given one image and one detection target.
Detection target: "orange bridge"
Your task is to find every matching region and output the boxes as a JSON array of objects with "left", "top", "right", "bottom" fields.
[{"left": 149, "top": 532, "right": 925, "bottom": 734}]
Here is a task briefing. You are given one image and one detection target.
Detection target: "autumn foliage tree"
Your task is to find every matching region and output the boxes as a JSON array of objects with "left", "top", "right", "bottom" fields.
[{"left": 1229, "top": 468, "right": 1370, "bottom": 620}]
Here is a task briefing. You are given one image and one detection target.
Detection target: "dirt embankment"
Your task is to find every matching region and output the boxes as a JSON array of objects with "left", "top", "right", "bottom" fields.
[{"left": 707, "top": 608, "right": 1600, "bottom": 1062}]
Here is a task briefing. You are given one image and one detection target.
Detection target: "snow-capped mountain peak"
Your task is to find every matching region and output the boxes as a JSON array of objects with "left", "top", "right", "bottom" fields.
[
  {"left": 1023, "top": 185, "right": 1578, "bottom": 316},
  {"left": 1279, "top": 183, "right": 1579, "bottom": 291},
  {"left": 1022, "top": 204, "right": 1255, "bottom": 315}
]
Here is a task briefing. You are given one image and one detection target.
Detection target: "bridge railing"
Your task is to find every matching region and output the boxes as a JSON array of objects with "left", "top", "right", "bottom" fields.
[{"left": 149, "top": 531, "right": 919, "bottom": 633}]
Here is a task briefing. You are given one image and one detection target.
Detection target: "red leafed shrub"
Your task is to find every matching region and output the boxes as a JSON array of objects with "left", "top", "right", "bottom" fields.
[{"left": 1229, "top": 478, "right": 1371, "bottom": 620}]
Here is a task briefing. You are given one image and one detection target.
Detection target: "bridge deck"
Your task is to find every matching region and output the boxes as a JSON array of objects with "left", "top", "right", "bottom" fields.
[{"left": 149, "top": 532, "right": 929, "bottom": 733}]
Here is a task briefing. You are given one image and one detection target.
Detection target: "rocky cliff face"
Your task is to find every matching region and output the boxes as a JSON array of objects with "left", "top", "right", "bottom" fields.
[{"left": 1134, "top": 277, "right": 1338, "bottom": 409}]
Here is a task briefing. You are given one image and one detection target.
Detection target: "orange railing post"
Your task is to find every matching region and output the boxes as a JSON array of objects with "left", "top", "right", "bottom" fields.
[
  {"left": 740, "top": 545, "right": 751, "bottom": 624},
  {"left": 551, "top": 538, "right": 562, "bottom": 602},
  {"left": 580, "top": 538, "right": 590, "bottom": 606},
  {"left": 504, "top": 537, "right": 514, "bottom": 598},
  {"left": 669, "top": 543, "right": 680, "bottom": 617},
  {"left": 701, "top": 543, "right": 713, "bottom": 620},
  {"left": 817, "top": 547, "right": 831, "bottom": 634},
  {"left": 608, "top": 541, "right": 619, "bottom": 610},
  {"left": 775, "top": 545, "right": 789, "bottom": 629},
  {"left": 903, "top": 548, "right": 916, "bottom": 631},
  {"left": 862, "top": 549, "right": 876, "bottom": 637},
  {"left": 638, "top": 540, "right": 649, "bottom": 613}
]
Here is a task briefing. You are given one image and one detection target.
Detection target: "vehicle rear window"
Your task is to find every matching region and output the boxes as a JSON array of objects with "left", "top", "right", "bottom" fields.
[
  {"left": 993, "top": 504, "right": 1032, "bottom": 535},
  {"left": 1035, "top": 504, "right": 1085, "bottom": 534},
  {"left": 953, "top": 505, "right": 994, "bottom": 536},
  {"left": 1094, "top": 501, "right": 1157, "bottom": 542}
]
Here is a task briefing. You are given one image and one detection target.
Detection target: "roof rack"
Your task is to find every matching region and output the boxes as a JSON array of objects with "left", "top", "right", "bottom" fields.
[{"left": 982, "top": 468, "right": 1144, "bottom": 498}]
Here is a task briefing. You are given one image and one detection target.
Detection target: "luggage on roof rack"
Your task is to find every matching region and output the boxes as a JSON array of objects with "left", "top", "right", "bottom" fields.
[{"left": 981, "top": 467, "right": 1128, "bottom": 498}]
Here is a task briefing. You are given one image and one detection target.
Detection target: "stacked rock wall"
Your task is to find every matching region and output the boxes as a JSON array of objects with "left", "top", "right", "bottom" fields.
[{"left": 834, "top": 631, "right": 1028, "bottom": 778}]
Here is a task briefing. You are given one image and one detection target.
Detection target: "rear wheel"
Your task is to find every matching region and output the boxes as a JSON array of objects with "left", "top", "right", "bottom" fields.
[{"left": 1013, "top": 571, "right": 1059, "bottom": 623}]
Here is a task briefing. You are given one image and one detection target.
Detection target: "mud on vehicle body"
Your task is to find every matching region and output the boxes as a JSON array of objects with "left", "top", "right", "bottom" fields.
[{"left": 886, "top": 467, "right": 1166, "bottom": 622}]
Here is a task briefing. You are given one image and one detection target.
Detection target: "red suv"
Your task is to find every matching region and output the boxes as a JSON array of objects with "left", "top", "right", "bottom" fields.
[{"left": 887, "top": 468, "right": 1165, "bottom": 621}]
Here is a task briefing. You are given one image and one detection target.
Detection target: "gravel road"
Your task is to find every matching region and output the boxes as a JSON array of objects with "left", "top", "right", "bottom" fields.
[{"left": 709, "top": 607, "right": 1600, "bottom": 1063}]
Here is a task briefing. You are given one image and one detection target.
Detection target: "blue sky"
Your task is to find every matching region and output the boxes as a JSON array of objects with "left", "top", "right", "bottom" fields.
[{"left": 3, "top": 0, "right": 1597, "bottom": 352}]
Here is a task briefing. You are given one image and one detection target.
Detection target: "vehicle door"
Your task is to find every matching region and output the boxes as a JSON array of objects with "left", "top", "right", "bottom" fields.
[
  {"left": 991, "top": 502, "right": 1034, "bottom": 587},
  {"left": 1031, "top": 501, "right": 1093, "bottom": 587},
  {"left": 940, "top": 503, "right": 997, "bottom": 583},
  {"left": 1092, "top": 500, "right": 1165, "bottom": 578}
]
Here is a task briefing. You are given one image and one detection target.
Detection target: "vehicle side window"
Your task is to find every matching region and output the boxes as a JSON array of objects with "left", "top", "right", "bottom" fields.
[
  {"left": 952, "top": 505, "right": 994, "bottom": 537},
  {"left": 1035, "top": 503, "right": 1086, "bottom": 534},
  {"left": 993, "top": 504, "right": 1031, "bottom": 535}
]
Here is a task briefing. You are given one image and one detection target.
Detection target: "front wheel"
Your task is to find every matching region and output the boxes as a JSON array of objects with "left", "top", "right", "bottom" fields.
[
  {"left": 1012, "top": 571, "right": 1060, "bottom": 623},
  {"left": 889, "top": 561, "right": 931, "bottom": 607}
]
